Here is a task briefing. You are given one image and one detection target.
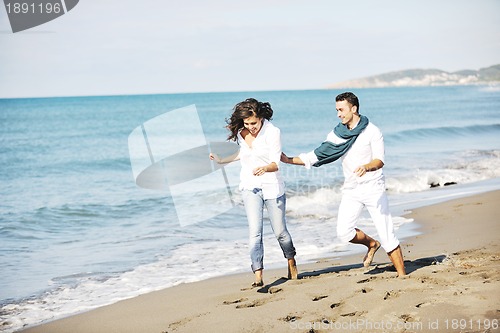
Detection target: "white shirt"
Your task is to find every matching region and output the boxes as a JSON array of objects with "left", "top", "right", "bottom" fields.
[
  {"left": 237, "top": 119, "right": 285, "bottom": 199},
  {"left": 300, "top": 122, "right": 385, "bottom": 188}
]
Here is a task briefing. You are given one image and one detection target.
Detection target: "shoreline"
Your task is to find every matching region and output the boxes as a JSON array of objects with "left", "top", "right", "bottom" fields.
[{"left": 18, "top": 190, "right": 500, "bottom": 333}]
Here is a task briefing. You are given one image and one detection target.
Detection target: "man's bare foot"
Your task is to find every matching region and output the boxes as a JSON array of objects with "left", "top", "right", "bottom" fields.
[
  {"left": 363, "top": 241, "right": 381, "bottom": 268},
  {"left": 388, "top": 245, "right": 406, "bottom": 277},
  {"left": 287, "top": 258, "right": 298, "bottom": 280}
]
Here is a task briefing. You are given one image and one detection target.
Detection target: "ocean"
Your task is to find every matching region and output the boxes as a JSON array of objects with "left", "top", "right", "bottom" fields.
[{"left": 1, "top": 86, "right": 499, "bottom": 332}]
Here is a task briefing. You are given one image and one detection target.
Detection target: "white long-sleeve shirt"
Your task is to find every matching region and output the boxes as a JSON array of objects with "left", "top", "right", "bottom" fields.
[
  {"left": 299, "top": 122, "right": 385, "bottom": 188},
  {"left": 237, "top": 119, "right": 285, "bottom": 199}
]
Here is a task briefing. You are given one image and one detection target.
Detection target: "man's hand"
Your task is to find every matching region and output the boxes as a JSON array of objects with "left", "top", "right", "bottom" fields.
[
  {"left": 354, "top": 165, "right": 368, "bottom": 177},
  {"left": 354, "top": 159, "right": 384, "bottom": 177},
  {"left": 280, "top": 152, "right": 290, "bottom": 163}
]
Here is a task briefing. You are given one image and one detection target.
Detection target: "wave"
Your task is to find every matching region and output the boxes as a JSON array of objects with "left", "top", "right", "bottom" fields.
[
  {"left": 386, "top": 123, "right": 500, "bottom": 143},
  {"left": 386, "top": 149, "right": 500, "bottom": 193},
  {"left": 479, "top": 84, "right": 500, "bottom": 92},
  {"left": 286, "top": 187, "right": 342, "bottom": 220}
]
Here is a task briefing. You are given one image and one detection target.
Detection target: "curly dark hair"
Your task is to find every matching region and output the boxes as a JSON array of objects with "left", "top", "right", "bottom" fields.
[{"left": 226, "top": 98, "right": 273, "bottom": 141}]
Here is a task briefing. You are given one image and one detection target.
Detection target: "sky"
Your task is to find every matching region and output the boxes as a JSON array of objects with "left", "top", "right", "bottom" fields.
[{"left": 0, "top": 0, "right": 499, "bottom": 98}]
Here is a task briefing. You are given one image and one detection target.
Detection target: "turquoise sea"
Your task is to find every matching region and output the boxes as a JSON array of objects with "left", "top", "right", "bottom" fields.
[{"left": 1, "top": 86, "right": 500, "bottom": 332}]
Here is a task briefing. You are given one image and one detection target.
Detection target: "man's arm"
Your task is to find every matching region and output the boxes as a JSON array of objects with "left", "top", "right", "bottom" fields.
[
  {"left": 281, "top": 151, "right": 320, "bottom": 168},
  {"left": 354, "top": 159, "right": 384, "bottom": 177}
]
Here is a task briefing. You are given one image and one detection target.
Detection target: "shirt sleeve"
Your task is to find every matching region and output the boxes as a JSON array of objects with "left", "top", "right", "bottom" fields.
[
  {"left": 370, "top": 126, "right": 385, "bottom": 163},
  {"left": 299, "top": 151, "right": 319, "bottom": 169},
  {"left": 266, "top": 127, "right": 282, "bottom": 166},
  {"left": 300, "top": 131, "right": 336, "bottom": 169}
]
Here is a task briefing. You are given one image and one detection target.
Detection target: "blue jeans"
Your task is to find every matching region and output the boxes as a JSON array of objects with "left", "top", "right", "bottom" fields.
[{"left": 242, "top": 189, "right": 296, "bottom": 272}]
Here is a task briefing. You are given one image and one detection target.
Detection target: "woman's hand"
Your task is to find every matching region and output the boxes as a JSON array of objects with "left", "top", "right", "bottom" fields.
[
  {"left": 253, "top": 162, "right": 277, "bottom": 176},
  {"left": 209, "top": 153, "right": 221, "bottom": 163},
  {"left": 253, "top": 166, "right": 267, "bottom": 176}
]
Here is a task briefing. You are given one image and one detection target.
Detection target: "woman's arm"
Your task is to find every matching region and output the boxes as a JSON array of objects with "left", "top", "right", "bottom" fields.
[
  {"left": 209, "top": 150, "right": 240, "bottom": 164},
  {"left": 281, "top": 152, "right": 305, "bottom": 166},
  {"left": 252, "top": 161, "right": 278, "bottom": 176}
]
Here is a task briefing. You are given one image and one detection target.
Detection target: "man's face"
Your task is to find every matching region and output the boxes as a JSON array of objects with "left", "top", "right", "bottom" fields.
[{"left": 336, "top": 100, "right": 357, "bottom": 127}]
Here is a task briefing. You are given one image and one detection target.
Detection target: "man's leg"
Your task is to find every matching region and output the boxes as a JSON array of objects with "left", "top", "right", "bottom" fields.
[
  {"left": 365, "top": 186, "right": 407, "bottom": 276},
  {"left": 350, "top": 228, "right": 381, "bottom": 267},
  {"left": 388, "top": 245, "right": 406, "bottom": 276},
  {"left": 337, "top": 191, "right": 380, "bottom": 267}
]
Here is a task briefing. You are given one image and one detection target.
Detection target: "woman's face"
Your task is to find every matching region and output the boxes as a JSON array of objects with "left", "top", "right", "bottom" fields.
[{"left": 243, "top": 115, "right": 263, "bottom": 136}]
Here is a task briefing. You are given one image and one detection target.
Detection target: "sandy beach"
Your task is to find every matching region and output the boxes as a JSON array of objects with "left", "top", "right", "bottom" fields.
[{"left": 19, "top": 190, "right": 500, "bottom": 333}]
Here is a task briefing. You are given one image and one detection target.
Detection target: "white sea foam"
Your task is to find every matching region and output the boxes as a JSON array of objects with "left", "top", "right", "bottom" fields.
[{"left": 386, "top": 150, "right": 500, "bottom": 193}]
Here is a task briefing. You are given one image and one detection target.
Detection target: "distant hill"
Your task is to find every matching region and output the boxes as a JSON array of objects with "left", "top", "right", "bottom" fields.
[{"left": 327, "top": 64, "right": 500, "bottom": 89}]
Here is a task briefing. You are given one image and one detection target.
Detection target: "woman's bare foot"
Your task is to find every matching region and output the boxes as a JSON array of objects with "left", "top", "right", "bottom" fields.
[
  {"left": 252, "top": 269, "right": 263, "bottom": 287},
  {"left": 287, "top": 258, "right": 298, "bottom": 280}
]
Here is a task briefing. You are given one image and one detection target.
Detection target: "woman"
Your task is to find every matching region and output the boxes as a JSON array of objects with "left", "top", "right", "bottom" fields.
[{"left": 210, "top": 98, "right": 297, "bottom": 287}]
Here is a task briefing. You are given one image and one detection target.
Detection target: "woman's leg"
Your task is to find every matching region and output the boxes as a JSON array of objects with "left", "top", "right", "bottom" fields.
[
  {"left": 265, "top": 194, "right": 298, "bottom": 279},
  {"left": 242, "top": 189, "right": 265, "bottom": 282}
]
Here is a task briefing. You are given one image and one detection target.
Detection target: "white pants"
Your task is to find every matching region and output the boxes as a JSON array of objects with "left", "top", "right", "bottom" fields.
[{"left": 337, "top": 180, "right": 400, "bottom": 252}]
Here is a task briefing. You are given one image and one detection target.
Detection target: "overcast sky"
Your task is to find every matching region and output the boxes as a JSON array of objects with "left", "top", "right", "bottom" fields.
[{"left": 1, "top": 0, "right": 499, "bottom": 98}]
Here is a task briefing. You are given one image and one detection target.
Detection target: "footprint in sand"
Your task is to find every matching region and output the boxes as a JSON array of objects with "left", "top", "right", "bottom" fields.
[
  {"left": 312, "top": 295, "right": 328, "bottom": 301},
  {"left": 341, "top": 311, "right": 365, "bottom": 317},
  {"left": 268, "top": 287, "right": 282, "bottom": 294},
  {"left": 415, "top": 301, "right": 430, "bottom": 308},
  {"left": 357, "top": 277, "right": 376, "bottom": 284},
  {"left": 383, "top": 290, "right": 400, "bottom": 300},
  {"left": 281, "top": 315, "right": 300, "bottom": 322},
  {"left": 223, "top": 298, "right": 248, "bottom": 305},
  {"left": 330, "top": 302, "right": 342, "bottom": 309},
  {"left": 236, "top": 299, "right": 266, "bottom": 308},
  {"left": 400, "top": 314, "right": 419, "bottom": 323}
]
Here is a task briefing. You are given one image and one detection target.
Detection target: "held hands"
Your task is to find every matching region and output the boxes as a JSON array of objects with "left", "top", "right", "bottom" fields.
[{"left": 280, "top": 152, "right": 305, "bottom": 166}]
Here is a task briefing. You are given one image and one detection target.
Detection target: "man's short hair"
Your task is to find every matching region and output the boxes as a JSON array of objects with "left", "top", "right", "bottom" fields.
[{"left": 336, "top": 92, "right": 359, "bottom": 113}]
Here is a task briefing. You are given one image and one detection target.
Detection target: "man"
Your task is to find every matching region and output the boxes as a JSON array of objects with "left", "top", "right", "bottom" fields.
[{"left": 281, "top": 92, "right": 406, "bottom": 276}]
